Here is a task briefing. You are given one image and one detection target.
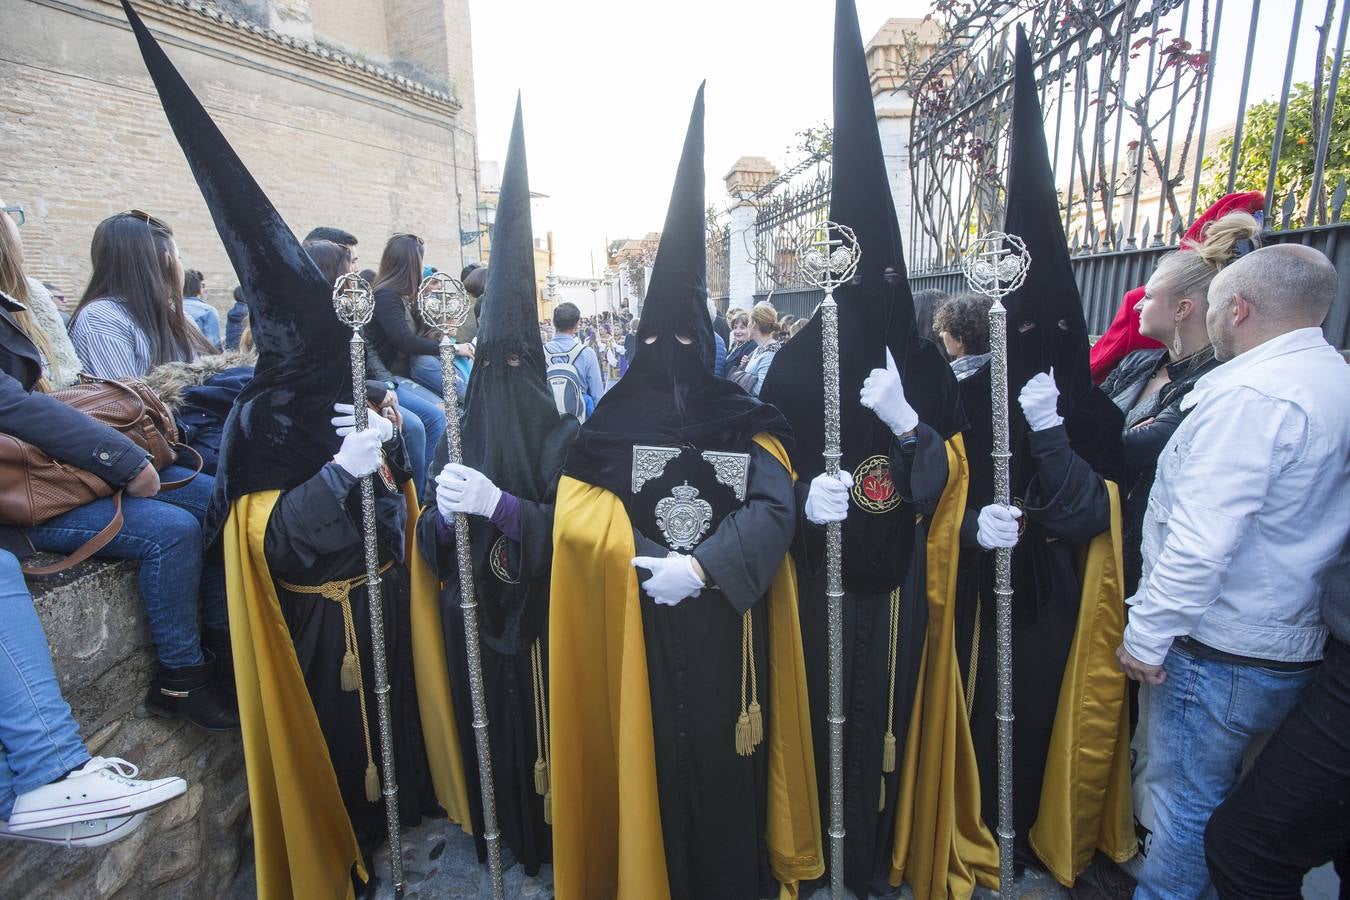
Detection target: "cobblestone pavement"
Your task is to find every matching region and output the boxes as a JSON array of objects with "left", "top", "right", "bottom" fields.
[{"left": 229, "top": 816, "right": 1339, "bottom": 899}]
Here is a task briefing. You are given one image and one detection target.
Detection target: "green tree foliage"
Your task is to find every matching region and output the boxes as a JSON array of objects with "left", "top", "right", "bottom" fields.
[{"left": 1198, "top": 59, "right": 1350, "bottom": 229}]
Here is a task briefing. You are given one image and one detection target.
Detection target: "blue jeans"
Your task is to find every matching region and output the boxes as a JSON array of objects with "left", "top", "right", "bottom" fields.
[
  {"left": 1134, "top": 644, "right": 1316, "bottom": 900},
  {"left": 394, "top": 377, "right": 445, "bottom": 500},
  {"left": 410, "top": 353, "right": 467, "bottom": 402},
  {"left": 0, "top": 550, "right": 90, "bottom": 820},
  {"left": 26, "top": 467, "right": 224, "bottom": 669}
]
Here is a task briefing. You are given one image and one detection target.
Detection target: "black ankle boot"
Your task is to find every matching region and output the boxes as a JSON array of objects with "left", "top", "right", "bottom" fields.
[
  {"left": 201, "top": 627, "right": 235, "bottom": 693},
  {"left": 144, "top": 649, "right": 240, "bottom": 732}
]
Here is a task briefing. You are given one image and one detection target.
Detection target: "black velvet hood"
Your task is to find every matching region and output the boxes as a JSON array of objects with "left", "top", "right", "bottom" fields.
[
  {"left": 123, "top": 0, "right": 352, "bottom": 538},
  {"left": 759, "top": 0, "right": 965, "bottom": 594},
  {"left": 1000, "top": 27, "right": 1123, "bottom": 489},
  {"left": 460, "top": 96, "right": 568, "bottom": 503},
  {"left": 565, "top": 84, "right": 789, "bottom": 497}
]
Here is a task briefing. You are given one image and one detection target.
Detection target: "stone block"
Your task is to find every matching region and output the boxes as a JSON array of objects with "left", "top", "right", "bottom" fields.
[{"left": 1, "top": 558, "right": 247, "bottom": 899}]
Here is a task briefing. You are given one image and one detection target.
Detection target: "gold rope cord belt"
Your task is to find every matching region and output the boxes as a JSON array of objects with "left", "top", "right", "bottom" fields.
[
  {"left": 736, "top": 609, "right": 764, "bottom": 756},
  {"left": 278, "top": 559, "right": 394, "bottom": 803},
  {"left": 529, "top": 638, "right": 553, "bottom": 823},
  {"left": 880, "top": 586, "right": 901, "bottom": 811}
]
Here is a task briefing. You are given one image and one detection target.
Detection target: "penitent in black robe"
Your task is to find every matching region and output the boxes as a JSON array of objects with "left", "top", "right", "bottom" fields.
[
  {"left": 412, "top": 416, "right": 577, "bottom": 877},
  {"left": 952, "top": 362, "right": 1112, "bottom": 857},
  {"left": 791, "top": 423, "right": 953, "bottom": 898},
  {"left": 263, "top": 443, "right": 435, "bottom": 854},
  {"left": 630, "top": 441, "right": 797, "bottom": 900}
]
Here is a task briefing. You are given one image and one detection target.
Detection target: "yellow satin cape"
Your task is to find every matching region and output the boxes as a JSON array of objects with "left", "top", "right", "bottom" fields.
[
  {"left": 548, "top": 433, "right": 824, "bottom": 900},
  {"left": 1029, "top": 480, "right": 1134, "bottom": 885},
  {"left": 888, "top": 434, "right": 1001, "bottom": 898},
  {"left": 224, "top": 485, "right": 470, "bottom": 900}
]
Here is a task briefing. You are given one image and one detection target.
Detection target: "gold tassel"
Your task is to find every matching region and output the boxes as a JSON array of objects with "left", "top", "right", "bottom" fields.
[
  {"left": 735, "top": 711, "right": 754, "bottom": 757},
  {"left": 534, "top": 757, "right": 549, "bottom": 796},
  {"left": 340, "top": 651, "right": 359, "bottom": 692},
  {"left": 365, "top": 763, "right": 381, "bottom": 803},
  {"left": 882, "top": 731, "right": 897, "bottom": 773},
  {"left": 543, "top": 789, "right": 553, "bottom": 825},
  {"left": 879, "top": 778, "right": 887, "bottom": 812},
  {"left": 747, "top": 700, "right": 763, "bottom": 747}
]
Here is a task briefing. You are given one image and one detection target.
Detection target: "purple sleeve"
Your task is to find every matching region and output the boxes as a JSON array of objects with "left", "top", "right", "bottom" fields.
[
  {"left": 435, "top": 491, "right": 522, "bottom": 544},
  {"left": 490, "top": 491, "right": 523, "bottom": 542}
]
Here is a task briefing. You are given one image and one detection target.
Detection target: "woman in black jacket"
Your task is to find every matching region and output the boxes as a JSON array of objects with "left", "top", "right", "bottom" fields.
[{"left": 1100, "top": 210, "right": 1260, "bottom": 592}]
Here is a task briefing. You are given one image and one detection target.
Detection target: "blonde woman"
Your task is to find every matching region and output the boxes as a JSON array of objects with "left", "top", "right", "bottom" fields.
[
  {"left": 0, "top": 198, "right": 80, "bottom": 389},
  {"left": 741, "top": 301, "right": 782, "bottom": 396}
]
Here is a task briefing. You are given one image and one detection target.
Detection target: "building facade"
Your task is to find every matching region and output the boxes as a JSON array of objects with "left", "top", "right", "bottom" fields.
[{"left": 1, "top": 0, "right": 478, "bottom": 311}]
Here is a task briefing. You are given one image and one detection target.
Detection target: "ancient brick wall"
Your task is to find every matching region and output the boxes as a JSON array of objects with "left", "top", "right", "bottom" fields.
[{"left": 0, "top": 0, "right": 479, "bottom": 317}]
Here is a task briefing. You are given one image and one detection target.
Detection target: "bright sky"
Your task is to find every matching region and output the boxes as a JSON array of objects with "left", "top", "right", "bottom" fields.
[{"left": 469, "top": 0, "right": 930, "bottom": 275}]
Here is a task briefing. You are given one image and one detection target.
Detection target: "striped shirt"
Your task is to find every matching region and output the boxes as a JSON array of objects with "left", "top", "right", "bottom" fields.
[{"left": 69, "top": 298, "right": 158, "bottom": 379}]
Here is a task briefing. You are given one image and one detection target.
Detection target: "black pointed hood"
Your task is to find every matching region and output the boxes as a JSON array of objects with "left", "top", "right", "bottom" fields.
[
  {"left": 760, "top": 0, "right": 964, "bottom": 594},
  {"left": 460, "top": 95, "right": 564, "bottom": 501},
  {"left": 1000, "top": 26, "right": 1122, "bottom": 484},
  {"left": 446, "top": 96, "right": 577, "bottom": 655},
  {"left": 565, "top": 84, "right": 789, "bottom": 495},
  {"left": 122, "top": 0, "right": 351, "bottom": 533}
]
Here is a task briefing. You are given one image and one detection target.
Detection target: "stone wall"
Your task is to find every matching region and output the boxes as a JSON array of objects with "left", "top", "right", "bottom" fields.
[
  {"left": 1, "top": 557, "right": 249, "bottom": 899},
  {"left": 0, "top": 0, "right": 480, "bottom": 318}
]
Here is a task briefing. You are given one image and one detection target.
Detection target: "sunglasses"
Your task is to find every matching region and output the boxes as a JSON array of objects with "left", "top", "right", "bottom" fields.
[
  {"left": 123, "top": 208, "right": 171, "bottom": 232},
  {"left": 2, "top": 205, "right": 24, "bottom": 227}
]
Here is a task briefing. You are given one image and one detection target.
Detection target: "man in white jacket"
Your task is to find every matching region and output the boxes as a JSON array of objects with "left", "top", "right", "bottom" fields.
[{"left": 1119, "top": 243, "right": 1350, "bottom": 900}]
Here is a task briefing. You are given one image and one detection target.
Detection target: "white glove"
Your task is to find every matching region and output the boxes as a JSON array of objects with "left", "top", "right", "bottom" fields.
[
  {"left": 331, "top": 428, "right": 384, "bottom": 478},
  {"left": 435, "top": 463, "right": 503, "bottom": 519},
  {"left": 804, "top": 471, "right": 855, "bottom": 525},
  {"left": 632, "top": 553, "right": 705, "bottom": 606},
  {"left": 1017, "top": 371, "right": 1063, "bottom": 432},
  {"left": 331, "top": 403, "right": 394, "bottom": 443},
  {"left": 860, "top": 349, "right": 919, "bottom": 436},
  {"left": 976, "top": 504, "right": 1023, "bottom": 550}
]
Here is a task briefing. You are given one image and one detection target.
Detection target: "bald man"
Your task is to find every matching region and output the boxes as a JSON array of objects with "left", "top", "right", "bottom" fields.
[{"left": 1119, "top": 244, "right": 1350, "bottom": 900}]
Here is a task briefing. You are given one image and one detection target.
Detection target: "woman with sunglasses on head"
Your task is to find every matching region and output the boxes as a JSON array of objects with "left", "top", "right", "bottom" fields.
[
  {"left": 67, "top": 211, "right": 215, "bottom": 380},
  {"left": 0, "top": 205, "right": 236, "bottom": 734}
]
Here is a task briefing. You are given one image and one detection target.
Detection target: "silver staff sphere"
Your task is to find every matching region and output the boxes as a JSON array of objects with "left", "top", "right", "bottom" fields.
[
  {"left": 962, "top": 231, "right": 1031, "bottom": 301},
  {"left": 796, "top": 220, "right": 861, "bottom": 292},
  {"left": 417, "top": 271, "right": 472, "bottom": 333},
  {"left": 332, "top": 271, "right": 376, "bottom": 329}
]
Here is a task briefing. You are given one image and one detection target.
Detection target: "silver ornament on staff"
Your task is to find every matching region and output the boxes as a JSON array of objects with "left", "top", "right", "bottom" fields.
[
  {"left": 416, "top": 272, "right": 506, "bottom": 900},
  {"left": 962, "top": 232, "right": 1031, "bottom": 898},
  {"left": 331, "top": 271, "right": 406, "bottom": 895},
  {"left": 796, "top": 220, "right": 860, "bottom": 900}
]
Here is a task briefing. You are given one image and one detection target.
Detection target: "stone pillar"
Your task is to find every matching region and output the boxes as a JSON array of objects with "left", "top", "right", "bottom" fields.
[
  {"left": 866, "top": 19, "right": 941, "bottom": 252},
  {"left": 723, "top": 156, "right": 778, "bottom": 309}
]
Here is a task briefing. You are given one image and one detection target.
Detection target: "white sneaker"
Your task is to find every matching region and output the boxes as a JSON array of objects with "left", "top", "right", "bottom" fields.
[
  {"left": 6, "top": 757, "right": 185, "bottom": 832},
  {"left": 0, "top": 813, "right": 146, "bottom": 848}
]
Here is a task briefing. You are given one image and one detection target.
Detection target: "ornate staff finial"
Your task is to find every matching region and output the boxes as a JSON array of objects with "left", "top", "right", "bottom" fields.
[
  {"left": 797, "top": 220, "right": 861, "bottom": 293},
  {"left": 416, "top": 272, "right": 472, "bottom": 334},
  {"left": 962, "top": 231, "right": 1030, "bottom": 304},
  {"left": 332, "top": 272, "right": 376, "bottom": 330}
]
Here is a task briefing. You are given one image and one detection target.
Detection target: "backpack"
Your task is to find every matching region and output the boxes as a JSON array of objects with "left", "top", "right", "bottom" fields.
[{"left": 547, "top": 340, "right": 588, "bottom": 421}]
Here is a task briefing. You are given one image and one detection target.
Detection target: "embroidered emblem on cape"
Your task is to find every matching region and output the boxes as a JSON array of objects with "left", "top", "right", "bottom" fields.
[
  {"left": 701, "top": 451, "right": 751, "bottom": 501},
  {"left": 654, "top": 482, "right": 714, "bottom": 551},
  {"left": 852, "top": 454, "right": 900, "bottom": 514},
  {"left": 489, "top": 535, "right": 519, "bottom": 584},
  {"left": 632, "top": 445, "right": 682, "bottom": 493}
]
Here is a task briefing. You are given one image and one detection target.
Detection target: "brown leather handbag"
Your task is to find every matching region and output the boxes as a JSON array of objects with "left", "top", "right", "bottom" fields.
[{"left": 0, "top": 375, "right": 203, "bottom": 576}]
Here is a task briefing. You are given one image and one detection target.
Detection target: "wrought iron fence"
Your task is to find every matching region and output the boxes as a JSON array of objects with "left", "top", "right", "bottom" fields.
[
  {"left": 898, "top": 0, "right": 1350, "bottom": 346},
  {"left": 749, "top": 153, "right": 832, "bottom": 296},
  {"left": 707, "top": 214, "right": 730, "bottom": 303}
]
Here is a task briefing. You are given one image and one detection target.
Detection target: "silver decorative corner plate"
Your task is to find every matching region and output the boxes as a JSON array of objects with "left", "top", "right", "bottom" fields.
[
  {"left": 701, "top": 451, "right": 750, "bottom": 501},
  {"left": 632, "top": 445, "right": 682, "bottom": 494}
]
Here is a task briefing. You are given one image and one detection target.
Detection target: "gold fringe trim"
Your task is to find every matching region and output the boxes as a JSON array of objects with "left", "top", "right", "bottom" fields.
[
  {"left": 736, "top": 610, "right": 763, "bottom": 756},
  {"left": 966, "top": 594, "right": 982, "bottom": 719},
  {"left": 278, "top": 560, "right": 393, "bottom": 809}
]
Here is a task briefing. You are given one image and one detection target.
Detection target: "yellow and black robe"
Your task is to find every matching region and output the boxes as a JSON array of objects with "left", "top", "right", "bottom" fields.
[
  {"left": 224, "top": 464, "right": 471, "bottom": 900},
  {"left": 549, "top": 433, "right": 822, "bottom": 900}
]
